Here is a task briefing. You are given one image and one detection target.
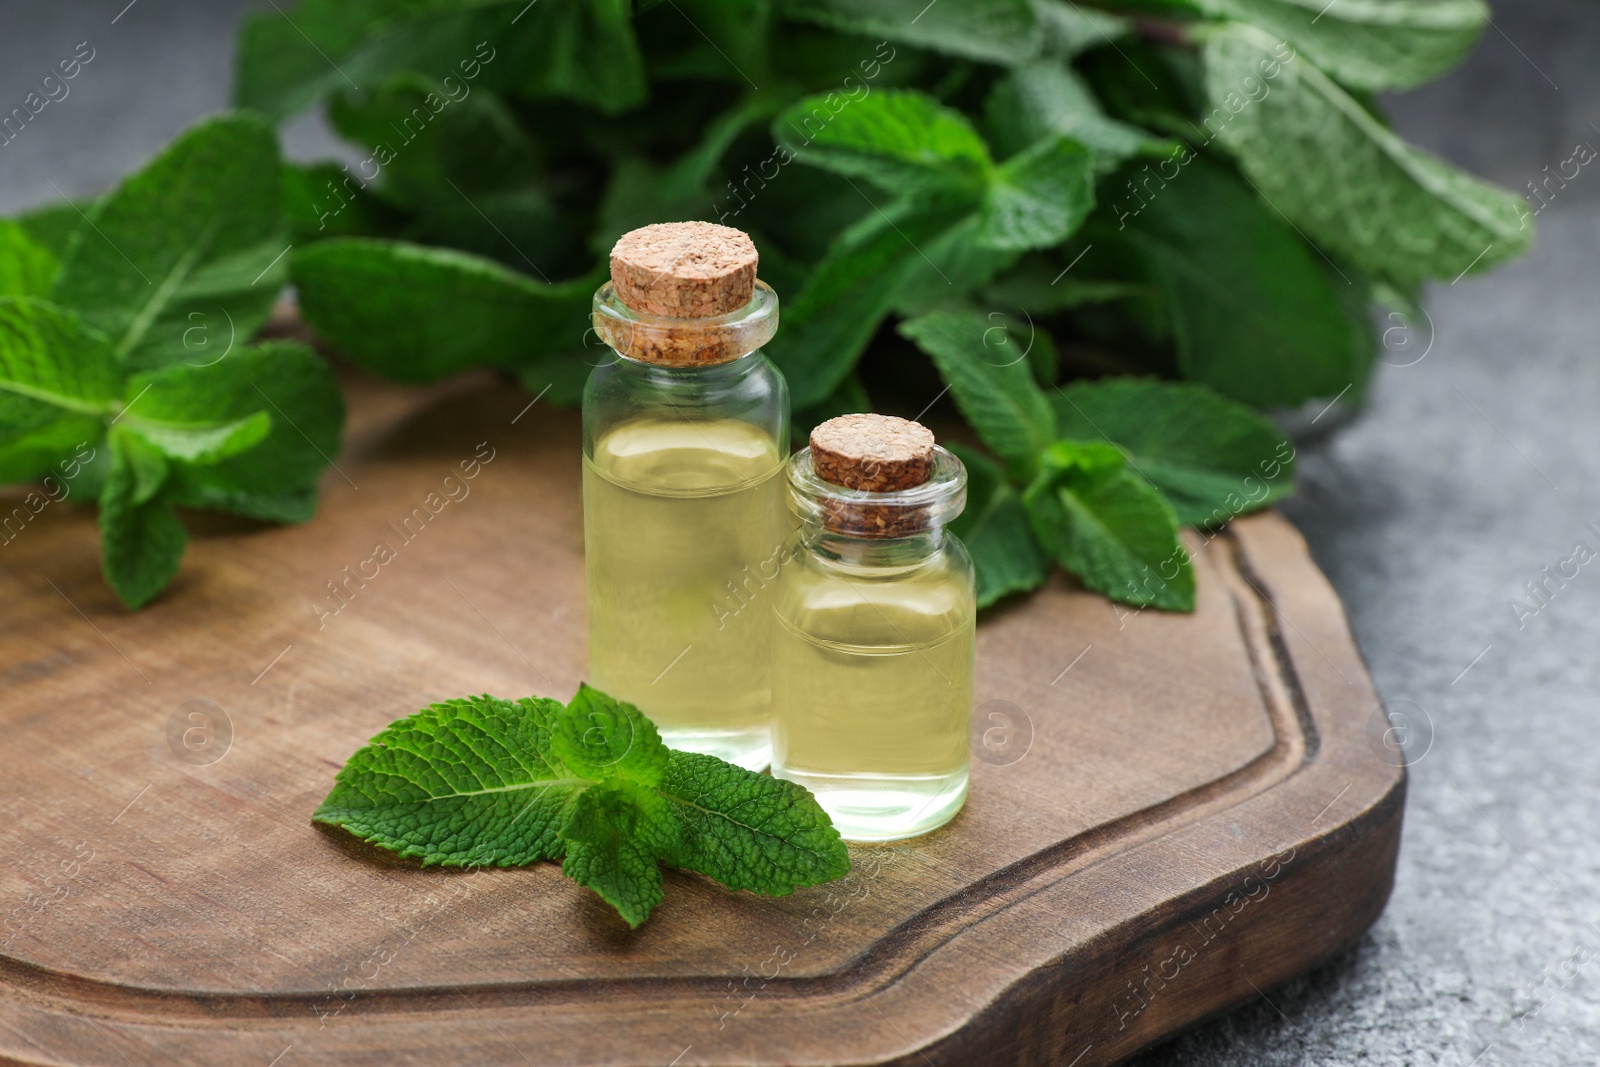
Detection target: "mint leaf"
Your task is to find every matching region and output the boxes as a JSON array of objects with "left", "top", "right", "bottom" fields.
[
  {"left": 0, "top": 298, "right": 121, "bottom": 414},
  {"left": 765, "top": 200, "right": 972, "bottom": 408},
  {"left": 1202, "top": 23, "right": 1531, "bottom": 285},
  {"left": 888, "top": 212, "right": 1024, "bottom": 315},
  {"left": 596, "top": 97, "right": 776, "bottom": 243},
  {"left": 325, "top": 74, "right": 540, "bottom": 212},
  {"left": 140, "top": 342, "right": 343, "bottom": 522},
  {"left": 554, "top": 684, "right": 671, "bottom": 787},
  {"left": 773, "top": 90, "right": 993, "bottom": 197},
  {"left": 120, "top": 365, "right": 275, "bottom": 465},
  {"left": 99, "top": 434, "right": 186, "bottom": 609},
  {"left": 313, "top": 695, "right": 586, "bottom": 867},
  {"left": 982, "top": 253, "right": 1147, "bottom": 315},
  {"left": 783, "top": 0, "right": 1041, "bottom": 64},
  {"left": 50, "top": 113, "right": 287, "bottom": 371},
  {"left": 0, "top": 221, "right": 59, "bottom": 298},
  {"left": 560, "top": 786, "right": 671, "bottom": 928},
  {"left": 0, "top": 299, "right": 111, "bottom": 478},
  {"left": 769, "top": 93, "right": 1090, "bottom": 399},
  {"left": 1194, "top": 0, "right": 1485, "bottom": 90},
  {"left": 1052, "top": 377, "right": 1296, "bottom": 526},
  {"left": 292, "top": 239, "right": 593, "bottom": 384},
  {"left": 125, "top": 411, "right": 271, "bottom": 464},
  {"left": 14, "top": 201, "right": 85, "bottom": 262},
  {"left": 899, "top": 311, "right": 1054, "bottom": 475},
  {"left": 110, "top": 428, "right": 170, "bottom": 506},
  {"left": 977, "top": 135, "right": 1096, "bottom": 251},
  {"left": 1024, "top": 440, "right": 1194, "bottom": 611},
  {"left": 283, "top": 162, "right": 400, "bottom": 243},
  {"left": 948, "top": 444, "right": 1050, "bottom": 608},
  {"left": 985, "top": 61, "right": 1165, "bottom": 172},
  {"left": 0, "top": 413, "right": 101, "bottom": 485},
  {"left": 1122, "top": 157, "right": 1370, "bottom": 407},
  {"left": 1033, "top": 0, "right": 1134, "bottom": 58},
  {"left": 317, "top": 688, "right": 850, "bottom": 927},
  {"left": 236, "top": 1, "right": 644, "bottom": 122},
  {"left": 658, "top": 751, "right": 851, "bottom": 895}
]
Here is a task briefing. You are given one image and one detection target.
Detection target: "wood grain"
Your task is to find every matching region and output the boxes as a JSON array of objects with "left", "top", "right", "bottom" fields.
[{"left": 0, "top": 372, "right": 1402, "bottom": 1066}]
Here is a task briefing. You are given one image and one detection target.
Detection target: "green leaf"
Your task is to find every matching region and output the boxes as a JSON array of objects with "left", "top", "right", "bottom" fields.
[
  {"left": 1052, "top": 378, "right": 1296, "bottom": 526},
  {"left": 124, "top": 410, "right": 271, "bottom": 465},
  {"left": 985, "top": 61, "right": 1165, "bottom": 171},
  {"left": 765, "top": 200, "right": 972, "bottom": 408},
  {"left": 49, "top": 113, "right": 287, "bottom": 370},
  {"left": 658, "top": 750, "right": 850, "bottom": 895},
  {"left": 783, "top": 0, "right": 1042, "bottom": 64},
  {"left": 163, "top": 342, "right": 344, "bottom": 523},
  {"left": 110, "top": 428, "right": 170, "bottom": 506},
  {"left": 1202, "top": 23, "right": 1531, "bottom": 285},
  {"left": 236, "top": 0, "right": 645, "bottom": 121},
  {"left": 982, "top": 255, "right": 1147, "bottom": 315},
  {"left": 559, "top": 786, "right": 670, "bottom": 928},
  {"left": 0, "top": 415, "right": 102, "bottom": 486},
  {"left": 1024, "top": 440, "right": 1194, "bottom": 611},
  {"left": 553, "top": 685, "right": 671, "bottom": 787},
  {"left": 977, "top": 135, "right": 1096, "bottom": 251},
  {"left": 99, "top": 435, "right": 187, "bottom": 609},
  {"left": 517, "top": 350, "right": 594, "bottom": 409},
  {"left": 313, "top": 695, "right": 587, "bottom": 867},
  {"left": 948, "top": 444, "right": 1050, "bottom": 608},
  {"left": 283, "top": 161, "right": 402, "bottom": 243},
  {"left": 639, "top": 0, "right": 772, "bottom": 84},
  {"left": 596, "top": 94, "right": 782, "bottom": 247},
  {"left": 0, "top": 221, "right": 59, "bottom": 298},
  {"left": 316, "top": 686, "right": 850, "bottom": 926},
  {"left": 1033, "top": 0, "right": 1134, "bottom": 58},
  {"left": 1121, "top": 156, "right": 1370, "bottom": 407},
  {"left": 899, "top": 311, "right": 1054, "bottom": 474},
  {"left": 325, "top": 74, "right": 541, "bottom": 212},
  {"left": 1193, "top": 0, "right": 1485, "bottom": 90},
  {"left": 14, "top": 201, "right": 86, "bottom": 262},
  {"left": 888, "top": 212, "right": 1024, "bottom": 314},
  {"left": 0, "top": 298, "right": 122, "bottom": 415},
  {"left": 773, "top": 90, "right": 993, "bottom": 197},
  {"left": 292, "top": 239, "right": 594, "bottom": 384}
]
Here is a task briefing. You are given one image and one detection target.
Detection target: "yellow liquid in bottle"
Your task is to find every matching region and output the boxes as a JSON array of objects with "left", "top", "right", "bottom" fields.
[
  {"left": 583, "top": 416, "right": 787, "bottom": 770},
  {"left": 771, "top": 544, "right": 975, "bottom": 841}
]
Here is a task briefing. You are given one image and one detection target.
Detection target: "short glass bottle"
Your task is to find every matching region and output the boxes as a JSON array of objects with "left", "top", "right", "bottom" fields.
[
  {"left": 771, "top": 418, "right": 975, "bottom": 841},
  {"left": 583, "top": 226, "right": 788, "bottom": 772}
]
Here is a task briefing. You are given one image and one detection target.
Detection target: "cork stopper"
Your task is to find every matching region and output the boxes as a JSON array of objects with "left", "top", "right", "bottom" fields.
[
  {"left": 610, "top": 222, "right": 758, "bottom": 319},
  {"left": 804, "top": 414, "right": 943, "bottom": 538},
  {"left": 810, "top": 414, "right": 936, "bottom": 492}
]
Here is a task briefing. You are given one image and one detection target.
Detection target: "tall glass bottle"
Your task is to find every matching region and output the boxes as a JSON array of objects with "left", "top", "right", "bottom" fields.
[
  {"left": 583, "top": 222, "right": 788, "bottom": 771},
  {"left": 771, "top": 414, "right": 976, "bottom": 841}
]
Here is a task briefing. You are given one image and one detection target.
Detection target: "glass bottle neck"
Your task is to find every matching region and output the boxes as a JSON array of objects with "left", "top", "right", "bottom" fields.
[
  {"left": 805, "top": 525, "right": 946, "bottom": 571},
  {"left": 607, "top": 346, "right": 764, "bottom": 386}
]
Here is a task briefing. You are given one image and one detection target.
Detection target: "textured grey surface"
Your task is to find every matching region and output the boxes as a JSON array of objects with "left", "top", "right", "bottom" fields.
[{"left": 2, "top": 2, "right": 1596, "bottom": 1064}]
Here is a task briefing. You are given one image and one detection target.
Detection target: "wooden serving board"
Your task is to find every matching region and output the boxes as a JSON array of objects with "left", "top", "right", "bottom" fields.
[{"left": 0, "top": 373, "right": 1402, "bottom": 1067}]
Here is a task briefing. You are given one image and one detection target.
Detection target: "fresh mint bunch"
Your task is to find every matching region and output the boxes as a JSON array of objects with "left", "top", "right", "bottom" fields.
[
  {"left": 1, "top": 114, "right": 344, "bottom": 608},
  {"left": 313, "top": 685, "right": 852, "bottom": 928},
  {"left": 208, "top": 0, "right": 1523, "bottom": 612}
]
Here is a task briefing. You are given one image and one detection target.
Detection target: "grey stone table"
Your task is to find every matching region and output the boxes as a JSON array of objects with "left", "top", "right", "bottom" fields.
[{"left": 2, "top": 2, "right": 1597, "bottom": 1063}]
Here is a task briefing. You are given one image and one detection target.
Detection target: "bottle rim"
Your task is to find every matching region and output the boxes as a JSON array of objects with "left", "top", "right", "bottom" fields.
[{"left": 593, "top": 280, "right": 778, "bottom": 367}]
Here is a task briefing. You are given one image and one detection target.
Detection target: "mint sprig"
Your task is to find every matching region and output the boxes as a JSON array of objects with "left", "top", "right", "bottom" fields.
[
  {"left": 0, "top": 113, "right": 344, "bottom": 608},
  {"left": 899, "top": 307, "right": 1294, "bottom": 612},
  {"left": 314, "top": 685, "right": 851, "bottom": 929}
]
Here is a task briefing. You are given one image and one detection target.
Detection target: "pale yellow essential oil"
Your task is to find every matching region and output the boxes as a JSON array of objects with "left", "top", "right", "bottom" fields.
[
  {"left": 583, "top": 415, "right": 788, "bottom": 771},
  {"left": 771, "top": 526, "right": 975, "bottom": 841}
]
